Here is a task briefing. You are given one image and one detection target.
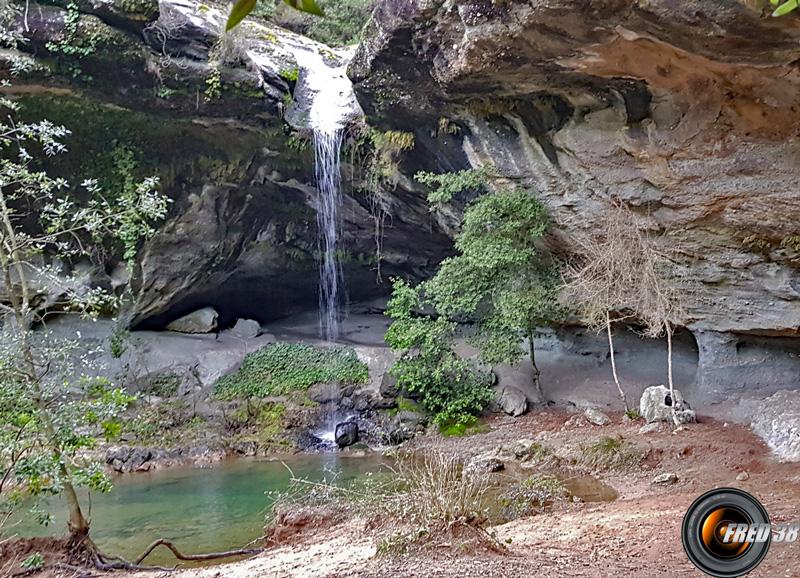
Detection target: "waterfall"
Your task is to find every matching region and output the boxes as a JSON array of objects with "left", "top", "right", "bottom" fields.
[
  {"left": 314, "top": 128, "right": 344, "bottom": 343},
  {"left": 275, "top": 44, "right": 362, "bottom": 447},
  {"left": 288, "top": 47, "right": 360, "bottom": 343}
]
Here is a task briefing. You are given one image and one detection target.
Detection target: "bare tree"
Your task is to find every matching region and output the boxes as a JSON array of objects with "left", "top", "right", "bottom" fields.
[{"left": 564, "top": 201, "right": 688, "bottom": 417}]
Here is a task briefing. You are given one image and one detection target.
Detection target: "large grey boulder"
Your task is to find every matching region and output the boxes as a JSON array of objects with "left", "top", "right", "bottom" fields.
[
  {"left": 227, "top": 318, "right": 262, "bottom": 339},
  {"left": 640, "top": 385, "right": 696, "bottom": 424},
  {"left": 385, "top": 410, "right": 428, "bottom": 444},
  {"left": 497, "top": 386, "right": 528, "bottom": 417},
  {"left": 751, "top": 390, "right": 800, "bottom": 462},
  {"left": 307, "top": 383, "right": 343, "bottom": 404},
  {"left": 166, "top": 307, "right": 219, "bottom": 334}
]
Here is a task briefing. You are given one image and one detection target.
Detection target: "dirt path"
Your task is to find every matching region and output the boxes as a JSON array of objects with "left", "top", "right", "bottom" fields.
[{"left": 132, "top": 410, "right": 800, "bottom": 578}]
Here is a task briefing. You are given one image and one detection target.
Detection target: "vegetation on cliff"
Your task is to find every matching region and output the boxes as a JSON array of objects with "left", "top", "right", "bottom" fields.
[{"left": 385, "top": 182, "right": 562, "bottom": 424}]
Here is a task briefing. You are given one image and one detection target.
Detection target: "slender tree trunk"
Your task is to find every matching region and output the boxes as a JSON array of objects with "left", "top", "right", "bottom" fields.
[
  {"left": 666, "top": 322, "right": 679, "bottom": 427},
  {"left": 606, "top": 311, "right": 629, "bottom": 411},
  {"left": 527, "top": 325, "right": 545, "bottom": 403},
  {"left": 0, "top": 189, "right": 91, "bottom": 539}
]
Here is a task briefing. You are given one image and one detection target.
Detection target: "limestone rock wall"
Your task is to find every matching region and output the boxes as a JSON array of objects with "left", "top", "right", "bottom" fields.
[{"left": 350, "top": 0, "right": 800, "bottom": 398}]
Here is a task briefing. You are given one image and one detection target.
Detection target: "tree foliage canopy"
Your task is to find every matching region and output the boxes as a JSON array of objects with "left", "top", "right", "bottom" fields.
[
  {"left": 385, "top": 188, "right": 562, "bottom": 422},
  {"left": 425, "top": 189, "right": 561, "bottom": 366}
]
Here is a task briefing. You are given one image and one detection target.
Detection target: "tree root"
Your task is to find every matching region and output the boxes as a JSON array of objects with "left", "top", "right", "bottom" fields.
[
  {"left": 61, "top": 530, "right": 263, "bottom": 574},
  {"left": 134, "top": 539, "right": 264, "bottom": 565}
]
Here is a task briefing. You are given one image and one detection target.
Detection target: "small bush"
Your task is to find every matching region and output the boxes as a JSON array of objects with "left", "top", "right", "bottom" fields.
[
  {"left": 109, "top": 327, "right": 129, "bottom": 358},
  {"left": 279, "top": 67, "right": 299, "bottom": 83},
  {"left": 230, "top": 401, "right": 291, "bottom": 452},
  {"left": 438, "top": 417, "right": 489, "bottom": 437},
  {"left": 499, "top": 475, "right": 567, "bottom": 521},
  {"left": 127, "top": 399, "right": 197, "bottom": 446},
  {"left": 579, "top": 436, "right": 643, "bottom": 470},
  {"left": 414, "top": 165, "right": 494, "bottom": 205},
  {"left": 215, "top": 342, "right": 369, "bottom": 399},
  {"left": 624, "top": 407, "right": 642, "bottom": 421}
]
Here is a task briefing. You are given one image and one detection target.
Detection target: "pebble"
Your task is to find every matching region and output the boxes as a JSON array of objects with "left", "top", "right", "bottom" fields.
[
  {"left": 736, "top": 471, "right": 750, "bottom": 481},
  {"left": 652, "top": 472, "right": 679, "bottom": 485},
  {"left": 638, "top": 422, "right": 661, "bottom": 435},
  {"left": 584, "top": 407, "right": 612, "bottom": 426}
]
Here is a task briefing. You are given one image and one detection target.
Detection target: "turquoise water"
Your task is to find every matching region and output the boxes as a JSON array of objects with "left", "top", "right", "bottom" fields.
[{"left": 12, "top": 455, "right": 386, "bottom": 566}]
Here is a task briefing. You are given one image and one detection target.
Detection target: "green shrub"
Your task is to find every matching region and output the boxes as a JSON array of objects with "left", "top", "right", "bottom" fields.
[
  {"left": 385, "top": 279, "right": 494, "bottom": 427},
  {"left": 109, "top": 327, "right": 129, "bottom": 358},
  {"left": 279, "top": 67, "right": 299, "bottom": 83},
  {"left": 307, "top": 0, "right": 375, "bottom": 46},
  {"left": 414, "top": 165, "right": 494, "bottom": 206},
  {"left": 624, "top": 407, "right": 642, "bottom": 421},
  {"left": 231, "top": 402, "right": 291, "bottom": 451},
  {"left": 438, "top": 417, "right": 489, "bottom": 437},
  {"left": 127, "top": 399, "right": 197, "bottom": 446},
  {"left": 215, "top": 342, "right": 369, "bottom": 399}
]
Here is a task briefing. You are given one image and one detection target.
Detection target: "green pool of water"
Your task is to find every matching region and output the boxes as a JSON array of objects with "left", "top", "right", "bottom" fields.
[{"left": 12, "top": 454, "right": 386, "bottom": 566}]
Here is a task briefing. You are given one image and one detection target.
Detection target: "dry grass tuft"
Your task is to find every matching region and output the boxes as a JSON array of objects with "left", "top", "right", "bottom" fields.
[
  {"left": 578, "top": 436, "right": 644, "bottom": 471},
  {"left": 265, "top": 449, "right": 505, "bottom": 555}
]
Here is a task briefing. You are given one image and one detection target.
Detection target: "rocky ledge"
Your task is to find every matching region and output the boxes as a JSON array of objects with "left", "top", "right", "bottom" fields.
[{"left": 349, "top": 0, "right": 800, "bottom": 399}]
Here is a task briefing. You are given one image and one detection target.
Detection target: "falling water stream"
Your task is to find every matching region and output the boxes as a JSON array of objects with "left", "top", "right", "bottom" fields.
[
  {"left": 289, "top": 47, "right": 361, "bottom": 444},
  {"left": 290, "top": 49, "right": 357, "bottom": 344},
  {"left": 314, "top": 128, "right": 344, "bottom": 343}
]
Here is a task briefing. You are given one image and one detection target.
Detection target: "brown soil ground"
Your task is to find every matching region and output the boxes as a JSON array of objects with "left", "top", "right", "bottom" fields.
[{"left": 11, "top": 409, "right": 800, "bottom": 578}]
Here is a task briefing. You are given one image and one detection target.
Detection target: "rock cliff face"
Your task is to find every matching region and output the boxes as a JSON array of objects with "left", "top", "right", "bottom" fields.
[
  {"left": 7, "top": 0, "right": 800, "bottom": 402},
  {"left": 350, "top": 0, "right": 800, "bottom": 399},
  {"left": 7, "top": 0, "right": 452, "bottom": 327}
]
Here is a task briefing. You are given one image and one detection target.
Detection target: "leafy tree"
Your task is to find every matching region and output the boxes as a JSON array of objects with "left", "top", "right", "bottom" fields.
[
  {"left": 415, "top": 165, "right": 494, "bottom": 206},
  {"left": 0, "top": 13, "right": 169, "bottom": 559},
  {"left": 384, "top": 279, "right": 494, "bottom": 426},
  {"left": 385, "top": 188, "right": 561, "bottom": 422},
  {"left": 423, "top": 189, "right": 561, "bottom": 402}
]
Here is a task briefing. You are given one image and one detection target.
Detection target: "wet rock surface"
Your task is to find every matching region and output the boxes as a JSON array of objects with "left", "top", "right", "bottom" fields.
[{"left": 334, "top": 421, "right": 359, "bottom": 448}]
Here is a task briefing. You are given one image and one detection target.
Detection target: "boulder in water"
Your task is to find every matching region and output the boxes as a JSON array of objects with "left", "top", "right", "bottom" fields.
[
  {"left": 166, "top": 307, "right": 218, "bottom": 334},
  {"left": 335, "top": 421, "right": 359, "bottom": 448}
]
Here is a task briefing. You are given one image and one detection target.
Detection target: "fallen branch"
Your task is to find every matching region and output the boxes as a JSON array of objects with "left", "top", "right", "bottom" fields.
[{"left": 134, "top": 539, "right": 264, "bottom": 565}]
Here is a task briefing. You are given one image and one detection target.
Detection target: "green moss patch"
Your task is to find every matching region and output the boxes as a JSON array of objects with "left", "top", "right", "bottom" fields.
[{"left": 215, "top": 342, "right": 369, "bottom": 399}]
